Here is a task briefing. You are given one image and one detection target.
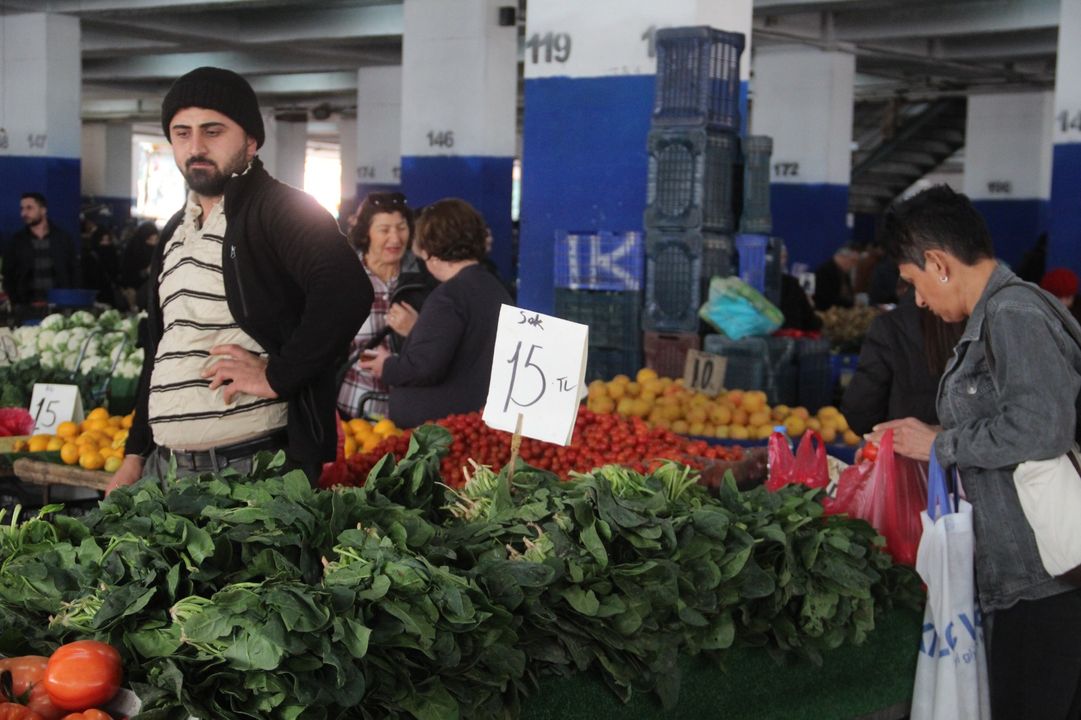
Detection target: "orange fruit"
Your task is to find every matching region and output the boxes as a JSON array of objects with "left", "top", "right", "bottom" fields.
[
  {"left": 104, "top": 456, "right": 123, "bottom": 473},
  {"left": 27, "top": 435, "right": 50, "bottom": 452},
  {"left": 79, "top": 450, "right": 106, "bottom": 471},
  {"left": 372, "top": 418, "right": 396, "bottom": 436},
  {"left": 59, "top": 442, "right": 80, "bottom": 465},
  {"left": 86, "top": 407, "right": 110, "bottom": 422},
  {"left": 45, "top": 436, "right": 64, "bottom": 451},
  {"left": 82, "top": 418, "right": 110, "bottom": 433},
  {"left": 343, "top": 437, "right": 358, "bottom": 458},
  {"left": 56, "top": 421, "right": 78, "bottom": 439},
  {"left": 635, "top": 367, "right": 659, "bottom": 384},
  {"left": 347, "top": 418, "right": 371, "bottom": 435},
  {"left": 121, "top": 413, "right": 134, "bottom": 429}
]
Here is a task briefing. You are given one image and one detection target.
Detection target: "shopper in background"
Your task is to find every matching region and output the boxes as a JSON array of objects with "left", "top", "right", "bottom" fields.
[
  {"left": 1040, "top": 267, "right": 1081, "bottom": 326},
  {"left": 813, "top": 245, "right": 858, "bottom": 310},
  {"left": 109, "top": 66, "right": 371, "bottom": 492},
  {"left": 868, "top": 185, "right": 1081, "bottom": 719},
  {"left": 361, "top": 198, "right": 511, "bottom": 428},
  {"left": 778, "top": 243, "right": 822, "bottom": 332},
  {"left": 3, "top": 192, "right": 78, "bottom": 307},
  {"left": 337, "top": 192, "right": 424, "bottom": 419},
  {"left": 1015, "top": 231, "right": 1048, "bottom": 284},
  {"left": 841, "top": 285, "right": 964, "bottom": 435},
  {"left": 118, "top": 221, "right": 161, "bottom": 310},
  {"left": 80, "top": 218, "right": 120, "bottom": 307}
]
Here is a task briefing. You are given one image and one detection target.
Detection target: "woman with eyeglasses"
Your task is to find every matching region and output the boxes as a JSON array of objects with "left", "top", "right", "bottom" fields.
[
  {"left": 361, "top": 198, "right": 512, "bottom": 428},
  {"left": 336, "top": 192, "right": 420, "bottom": 419}
]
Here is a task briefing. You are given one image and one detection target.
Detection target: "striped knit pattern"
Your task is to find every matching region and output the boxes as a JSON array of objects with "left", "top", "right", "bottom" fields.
[{"left": 148, "top": 194, "right": 286, "bottom": 451}]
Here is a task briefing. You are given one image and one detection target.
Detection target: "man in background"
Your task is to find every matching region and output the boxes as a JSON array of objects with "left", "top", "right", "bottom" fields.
[{"left": 3, "top": 192, "right": 78, "bottom": 306}]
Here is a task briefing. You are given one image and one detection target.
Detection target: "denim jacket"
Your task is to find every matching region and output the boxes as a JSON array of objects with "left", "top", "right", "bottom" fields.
[{"left": 934, "top": 263, "right": 1081, "bottom": 612}]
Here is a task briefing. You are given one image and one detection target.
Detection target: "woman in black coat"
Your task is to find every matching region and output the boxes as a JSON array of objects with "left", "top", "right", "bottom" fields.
[{"left": 841, "top": 288, "right": 964, "bottom": 435}]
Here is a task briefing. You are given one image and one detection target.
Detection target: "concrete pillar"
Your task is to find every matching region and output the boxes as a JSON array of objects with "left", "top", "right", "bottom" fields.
[
  {"left": 963, "top": 92, "right": 1053, "bottom": 268},
  {"left": 356, "top": 66, "right": 402, "bottom": 200},
  {"left": 81, "top": 122, "right": 134, "bottom": 227},
  {"left": 750, "top": 45, "right": 855, "bottom": 271},
  {"left": 338, "top": 115, "right": 358, "bottom": 225},
  {"left": 1049, "top": 0, "right": 1081, "bottom": 272},
  {"left": 401, "top": 0, "right": 517, "bottom": 279},
  {"left": 518, "top": 0, "right": 752, "bottom": 313},
  {"left": 273, "top": 114, "right": 308, "bottom": 190},
  {"left": 0, "top": 13, "right": 81, "bottom": 249}
]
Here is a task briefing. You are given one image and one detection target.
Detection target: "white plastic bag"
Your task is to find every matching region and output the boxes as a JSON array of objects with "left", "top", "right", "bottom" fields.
[{"left": 910, "top": 452, "right": 991, "bottom": 720}]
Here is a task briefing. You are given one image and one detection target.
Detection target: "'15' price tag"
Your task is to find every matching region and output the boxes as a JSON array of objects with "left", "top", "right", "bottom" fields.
[
  {"left": 683, "top": 350, "right": 727, "bottom": 397},
  {"left": 484, "top": 305, "right": 588, "bottom": 446},
  {"left": 29, "top": 383, "right": 85, "bottom": 435}
]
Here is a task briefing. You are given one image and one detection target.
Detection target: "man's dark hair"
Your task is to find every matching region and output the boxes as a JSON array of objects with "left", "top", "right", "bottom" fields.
[
  {"left": 21, "top": 192, "right": 46, "bottom": 207},
  {"left": 349, "top": 192, "right": 414, "bottom": 254},
  {"left": 415, "top": 199, "right": 487, "bottom": 262},
  {"left": 879, "top": 185, "right": 993, "bottom": 269}
]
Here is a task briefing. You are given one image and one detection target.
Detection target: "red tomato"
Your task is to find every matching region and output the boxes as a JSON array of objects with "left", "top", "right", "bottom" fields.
[
  {"left": 861, "top": 441, "right": 879, "bottom": 463},
  {"left": 42, "top": 642, "right": 122, "bottom": 712},
  {"left": 60, "top": 711, "right": 112, "bottom": 720},
  {"left": 0, "top": 657, "right": 64, "bottom": 720},
  {"left": 0, "top": 704, "right": 45, "bottom": 720}
]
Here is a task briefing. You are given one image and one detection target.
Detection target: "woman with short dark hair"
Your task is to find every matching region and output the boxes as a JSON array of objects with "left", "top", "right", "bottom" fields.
[
  {"left": 361, "top": 198, "right": 512, "bottom": 427},
  {"left": 336, "top": 192, "right": 414, "bottom": 419},
  {"left": 868, "top": 185, "right": 1081, "bottom": 719}
]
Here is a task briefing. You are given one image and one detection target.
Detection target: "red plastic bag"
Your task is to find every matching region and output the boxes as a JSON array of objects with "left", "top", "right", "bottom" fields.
[
  {"left": 765, "top": 429, "right": 830, "bottom": 491},
  {"left": 823, "top": 429, "right": 928, "bottom": 566}
]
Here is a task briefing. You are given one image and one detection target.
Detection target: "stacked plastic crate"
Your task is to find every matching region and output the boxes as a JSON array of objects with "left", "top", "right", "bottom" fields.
[
  {"left": 641, "top": 27, "right": 746, "bottom": 379},
  {"left": 552, "top": 230, "right": 645, "bottom": 382}
]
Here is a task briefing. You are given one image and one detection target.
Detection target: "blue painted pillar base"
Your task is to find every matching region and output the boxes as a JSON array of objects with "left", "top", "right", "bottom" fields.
[
  {"left": 970, "top": 199, "right": 1049, "bottom": 269},
  {"left": 519, "top": 75, "right": 654, "bottom": 314},
  {"left": 769, "top": 183, "right": 850, "bottom": 270},
  {"left": 0, "top": 156, "right": 80, "bottom": 253},
  {"left": 401, "top": 156, "right": 513, "bottom": 281},
  {"left": 1049, "top": 143, "right": 1081, "bottom": 274}
]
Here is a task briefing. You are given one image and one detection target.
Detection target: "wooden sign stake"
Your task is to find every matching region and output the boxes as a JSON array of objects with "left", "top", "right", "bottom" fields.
[{"left": 507, "top": 413, "right": 525, "bottom": 486}]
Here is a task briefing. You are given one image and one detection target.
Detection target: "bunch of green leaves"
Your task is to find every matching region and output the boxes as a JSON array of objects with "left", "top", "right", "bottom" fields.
[{"left": 711, "top": 479, "right": 922, "bottom": 664}]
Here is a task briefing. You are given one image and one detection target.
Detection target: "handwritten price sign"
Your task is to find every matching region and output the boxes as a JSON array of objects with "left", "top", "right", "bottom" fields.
[{"left": 483, "top": 304, "right": 588, "bottom": 445}]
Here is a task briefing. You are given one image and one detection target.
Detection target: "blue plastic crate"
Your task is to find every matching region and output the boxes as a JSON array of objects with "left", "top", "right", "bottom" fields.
[
  {"left": 701, "top": 233, "right": 735, "bottom": 281},
  {"left": 553, "top": 288, "right": 641, "bottom": 349},
  {"left": 653, "top": 26, "right": 745, "bottom": 132},
  {"left": 553, "top": 230, "right": 644, "bottom": 291},
  {"left": 586, "top": 346, "right": 642, "bottom": 383},
  {"left": 740, "top": 135, "right": 773, "bottom": 234},
  {"left": 47, "top": 288, "right": 97, "bottom": 308},
  {"left": 830, "top": 352, "right": 860, "bottom": 388},
  {"left": 644, "top": 128, "right": 739, "bottom": 232},
  {"left": 735, "top": 234, "right": 783, "bottom": 307},
  {"left": 644, "top": 229, "right": 703, "bottom": 332}
]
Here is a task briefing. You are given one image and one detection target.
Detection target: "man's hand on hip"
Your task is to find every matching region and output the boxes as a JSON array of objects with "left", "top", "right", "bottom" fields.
[{"left": 203, "top": 344, "right": 280, "bottom": 404}]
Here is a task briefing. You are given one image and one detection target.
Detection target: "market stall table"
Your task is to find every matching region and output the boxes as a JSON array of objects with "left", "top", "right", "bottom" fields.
[{"left": 13, "top": 457, "right": 110, "bottom": 498}]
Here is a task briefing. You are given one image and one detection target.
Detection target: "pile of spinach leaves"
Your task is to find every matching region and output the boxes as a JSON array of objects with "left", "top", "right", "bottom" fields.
[{"left": 0, "top": 426, "right": 920, "bottom": 719}]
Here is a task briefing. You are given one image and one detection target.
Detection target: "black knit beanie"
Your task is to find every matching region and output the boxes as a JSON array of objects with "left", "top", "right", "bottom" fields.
[{"left": 161, "top": 67, "right": 265, "bottom": 148}]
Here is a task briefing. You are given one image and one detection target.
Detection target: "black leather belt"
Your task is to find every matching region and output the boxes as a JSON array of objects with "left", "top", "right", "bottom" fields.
[{"left": 160, "top": 429, "right": 288, "bottom": 473}]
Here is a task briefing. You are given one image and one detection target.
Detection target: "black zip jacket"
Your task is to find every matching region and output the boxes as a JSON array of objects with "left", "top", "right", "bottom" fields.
[{"left": 125, "top": 157, "right": 373, "bottom": 465}]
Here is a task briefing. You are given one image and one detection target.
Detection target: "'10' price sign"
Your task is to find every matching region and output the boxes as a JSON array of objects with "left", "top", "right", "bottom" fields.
[
  {"left": 683, "top": 350, "right": 727, "bottom": 397},
  {"left": 484, "top": 305, "right": 588, "bottom": 446}
]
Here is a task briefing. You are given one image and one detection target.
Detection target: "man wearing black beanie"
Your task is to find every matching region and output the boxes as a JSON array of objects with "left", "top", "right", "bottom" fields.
[{"left": 110, "top": 66, "right": 373, "bottom": 491}]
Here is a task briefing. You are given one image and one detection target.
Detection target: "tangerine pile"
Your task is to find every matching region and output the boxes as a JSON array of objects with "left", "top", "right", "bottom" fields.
[
  {"left": 586, "top": 368, "right": 860, "bottom": 445},
  {"left": 338, "top": 416, "right": 404, "bottom": 459},
  {"left": 16, "top": 407, "right": 133, "bottom": 472}
]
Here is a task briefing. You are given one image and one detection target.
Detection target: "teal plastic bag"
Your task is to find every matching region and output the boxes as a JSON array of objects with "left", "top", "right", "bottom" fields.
[{"left": 698, "top": 276, "right": 783, "bottom": 339}]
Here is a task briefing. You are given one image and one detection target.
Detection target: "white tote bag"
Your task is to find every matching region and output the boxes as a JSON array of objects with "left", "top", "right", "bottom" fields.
[
  {"left": 910, "top": 451, "right": 991, "bottom": 720},
  {"left": 1013, "top": 446, "right": 1081, "bottom": 578}
]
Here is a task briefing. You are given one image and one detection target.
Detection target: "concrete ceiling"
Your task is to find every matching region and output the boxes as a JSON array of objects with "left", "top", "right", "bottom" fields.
[{"left": 0, "top": 0, "right": 1061, "bottom": 126}]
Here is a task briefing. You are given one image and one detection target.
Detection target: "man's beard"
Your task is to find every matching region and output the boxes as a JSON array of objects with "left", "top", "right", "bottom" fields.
[{"left": 183, "top": 145, "right": 249, "bottom": 196}]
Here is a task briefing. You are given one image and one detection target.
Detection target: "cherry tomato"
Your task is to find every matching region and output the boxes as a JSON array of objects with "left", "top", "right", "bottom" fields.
[
  {"left": 0, "top": 703, "right": 45, "bottom": 720},
  {"left": 861, "top": 441, "right": 879, "bottom": 463},
  {"left": 42, "top": 642, "right": 122, "bottom": 711},
  {"left": 0, "top": 658, "right": 64, "bottom": 720},
  {"left": 60, "top": 711, "right": 112, "bottom": 720}
]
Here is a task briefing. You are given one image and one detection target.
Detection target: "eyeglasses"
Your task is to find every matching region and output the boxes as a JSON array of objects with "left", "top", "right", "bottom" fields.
[{"left": 368, "top": 192, "right": 408, "bottom": 209}]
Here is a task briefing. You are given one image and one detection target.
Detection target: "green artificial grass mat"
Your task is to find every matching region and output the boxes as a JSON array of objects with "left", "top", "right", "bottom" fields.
[{"left": 520, "top": 606, "right": 921, "bottom": 720}]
